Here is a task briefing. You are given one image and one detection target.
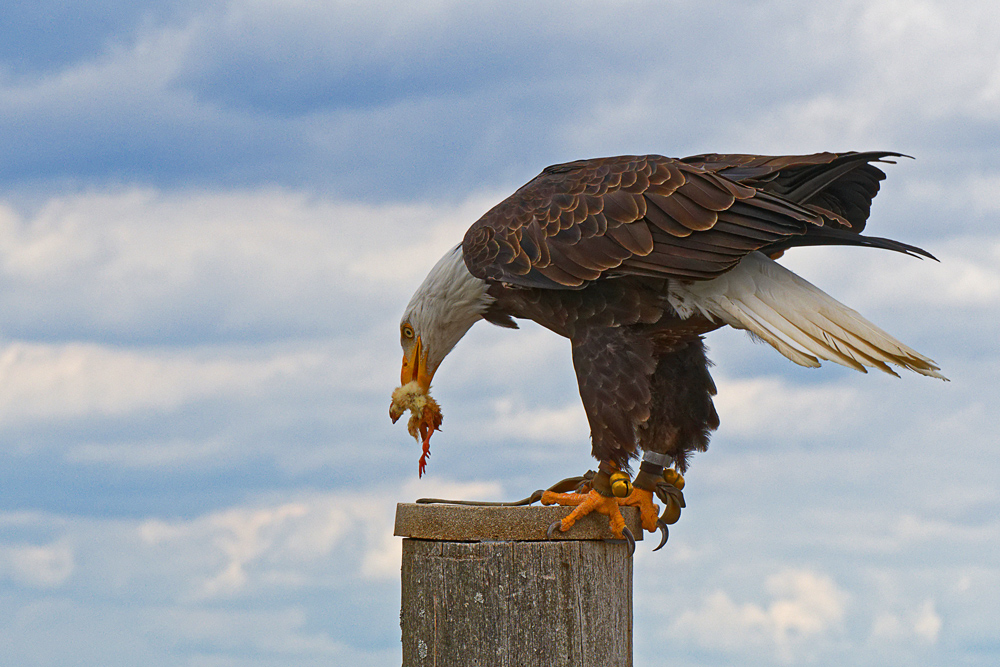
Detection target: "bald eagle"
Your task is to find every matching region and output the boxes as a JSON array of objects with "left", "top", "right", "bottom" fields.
[{"left": 390, "top": 152, "right": 944, "bottom": 551}]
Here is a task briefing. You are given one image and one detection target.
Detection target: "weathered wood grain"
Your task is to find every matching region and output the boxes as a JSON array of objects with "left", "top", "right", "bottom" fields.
[{"left": 398, "top": 504, "right": 634, "bottom": 667}]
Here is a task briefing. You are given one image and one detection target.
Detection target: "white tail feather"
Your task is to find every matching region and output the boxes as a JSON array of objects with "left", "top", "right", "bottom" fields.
[{"left": 668, "top": 252, "right": 947, "bottom": 380}]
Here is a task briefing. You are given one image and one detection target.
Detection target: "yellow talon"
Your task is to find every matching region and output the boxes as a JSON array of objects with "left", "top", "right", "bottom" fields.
[
  {"left": 661, "top": 496, "right": 682, "bottom": 525},
  {"left": 610, "top": 472, "right": 632, "bottom": 498},
  {"left": 663, "top": 468, "right": 685, "bottom": 490}
]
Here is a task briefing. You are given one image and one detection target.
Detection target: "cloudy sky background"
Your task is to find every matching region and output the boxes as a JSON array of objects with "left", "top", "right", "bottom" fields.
[{"left": 1, "top": 1, "right": 998, "bottom": 665}]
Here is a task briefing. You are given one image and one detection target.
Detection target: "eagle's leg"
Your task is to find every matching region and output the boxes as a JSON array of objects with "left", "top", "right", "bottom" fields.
[
  {"left": 617, "top": 452, "right": 686, "bottom": 551},
  {"left": 621, "top": 457, "right": 664, "bottom": 554},
  {"left": 541, "top": 463, "right": 635, "bottom": 554}
]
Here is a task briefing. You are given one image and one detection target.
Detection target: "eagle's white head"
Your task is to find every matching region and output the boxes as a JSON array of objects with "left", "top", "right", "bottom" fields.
[{"left": 389, "top": 245, "right": 492, "bottom": 475}]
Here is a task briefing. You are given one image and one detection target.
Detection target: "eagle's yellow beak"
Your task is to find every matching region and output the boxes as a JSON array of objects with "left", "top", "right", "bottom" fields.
[
  {"left": 390, "top": 334, "right": 443, "bottom": 477},
  {"left": 399, "top": 335, "right": 433, "bottom": 393},
  {"left": 390, "top": 335, "right": 435, "bottom": 424}
]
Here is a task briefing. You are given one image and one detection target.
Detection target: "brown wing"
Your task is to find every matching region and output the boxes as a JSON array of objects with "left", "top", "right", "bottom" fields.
[
  {"left": 682, "top": 151, "right": 906, "bottom": 231},
  {"left": 463, "top": 154, "right": 829, "bottom": 289},
  {"left": 462, "top": 152, "right": 924, "bottom": 289}
]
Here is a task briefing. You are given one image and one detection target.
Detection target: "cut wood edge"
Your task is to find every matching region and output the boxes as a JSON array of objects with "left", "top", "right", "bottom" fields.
[{"left": 394, "top": 502, "right": 644, "bottom": 541}]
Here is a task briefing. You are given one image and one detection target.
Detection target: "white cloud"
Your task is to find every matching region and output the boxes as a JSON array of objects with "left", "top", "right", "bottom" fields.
[
  {"left": 912, "top": 599, "right": 943, "bottom": 643},
  {"left": 488, "top": 398, "right": 589, "bottom": 444},
  {"left": 801, "top": 510, "right": 1000, "bottom": 558},
  {"left": 713, "top": 376, "right": 860, "bottom": 439},
  {"left": 670, "top": 569, "right": 848, "bottom": 663},
  {"left": 779, "top": 238, "right": 1000, "bottom": 312},
  {"left": 0, "top": 19, "right": 194, "bottom": 112},
  {"left": 2, "top": 0, "right": 996, "bottom": 202},
  {"left": 147, "top": 605, "right": 343, "bottom": 656},
  {"left": 0, "top": 540, "right": 75, "bottom": 588},
  {"left": 65, "top": 437, "right": 231, "bottom": 468},
  {"left": 729, "top": 0, "right": 1000, "bottom": 149},
  {"left": 870, "top": 599, "right": 942, "bottom": 645},
  {"left": 0, "top": 340, "right": 327, "bottom": 425},
  {"left": 0, "top": 479, "right": 499, "bottom": 664},
  {"left": 0, "top": 188, "right": 499, "bottom": 341},
  {"left": 137, "top": 478, "right": 502, "bottom": 599}
]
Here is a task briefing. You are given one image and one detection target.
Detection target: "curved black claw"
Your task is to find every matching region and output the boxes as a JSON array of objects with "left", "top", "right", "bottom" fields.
[
  {"left": 621, "top": 526, "right": 636, "bottom": 558},
  {"left": 652, "top": 520, "right": 669, "bottom": 552},
  {"left": 546, "top": 520, "right": 563, "bottom": 539}
]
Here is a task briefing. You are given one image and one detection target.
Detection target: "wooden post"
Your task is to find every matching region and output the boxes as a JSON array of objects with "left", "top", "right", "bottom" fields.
[{"left": 395, "top": 503, "right": 642, "bottom": 667}]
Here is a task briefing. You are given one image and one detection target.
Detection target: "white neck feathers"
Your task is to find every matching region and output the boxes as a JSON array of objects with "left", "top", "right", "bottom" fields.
[{"left": 403, "top": 245, "right": 493, "bottom": 373}]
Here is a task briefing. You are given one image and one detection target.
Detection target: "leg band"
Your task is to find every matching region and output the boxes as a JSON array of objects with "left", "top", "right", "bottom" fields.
[
  {"left": 633, "top": 460, "right": 664, "bottom": 491},
  {"left": 641, "top": 450, "right": 673, "bottom": 467},
  {"left": 590, "top": 469, "right": 613, "bottom": 496}
]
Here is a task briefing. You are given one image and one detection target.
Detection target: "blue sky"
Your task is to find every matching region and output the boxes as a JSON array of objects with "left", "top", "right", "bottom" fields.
[{"left": 1, "top": 1, "right": 998, "bottom": 665}]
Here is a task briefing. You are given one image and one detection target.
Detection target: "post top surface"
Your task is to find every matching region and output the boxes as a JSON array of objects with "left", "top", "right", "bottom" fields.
[{"left": 393, "top": 502, "right": 643, "bottom": 542}]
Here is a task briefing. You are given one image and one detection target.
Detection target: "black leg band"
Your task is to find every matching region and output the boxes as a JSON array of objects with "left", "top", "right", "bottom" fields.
[
  {"left": 634, "top": 461, "right": 664, "bottom": 491},
  {"left": 591, "top": 468, "right": 614, "bottom": 497}
]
